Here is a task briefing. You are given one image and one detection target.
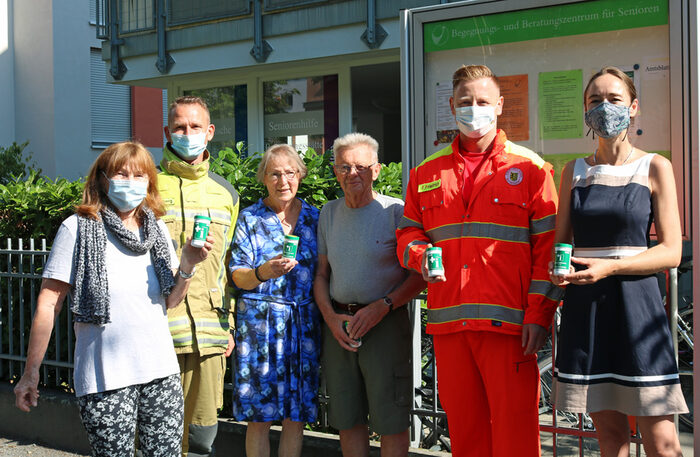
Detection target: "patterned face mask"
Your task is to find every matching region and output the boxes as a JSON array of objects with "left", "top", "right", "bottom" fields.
[{"left": 584, "top": 101, "right": 631, "bottom": 138}]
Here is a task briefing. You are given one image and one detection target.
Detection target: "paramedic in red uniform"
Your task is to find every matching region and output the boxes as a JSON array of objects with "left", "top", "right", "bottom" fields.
[{"left": 396, "top": 64, "right": 562, "bottom": 457}]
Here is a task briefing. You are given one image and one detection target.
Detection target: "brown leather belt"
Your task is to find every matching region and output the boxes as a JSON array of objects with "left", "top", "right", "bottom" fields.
[{"left": 331, "top": 299, "right": 369, "bottom": 315}]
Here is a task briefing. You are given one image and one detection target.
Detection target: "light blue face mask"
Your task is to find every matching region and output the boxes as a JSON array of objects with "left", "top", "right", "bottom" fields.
[
  {"left": 107, "top": 178, "right": 148, "bottom": 212},
  {"left": 170, "top": 132, "right": 208, "bottom": 160}
]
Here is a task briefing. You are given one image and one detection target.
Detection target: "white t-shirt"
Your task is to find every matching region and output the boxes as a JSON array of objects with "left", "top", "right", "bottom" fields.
[{"left": 43, "top": 214, "right": 180, "bottom": 397}]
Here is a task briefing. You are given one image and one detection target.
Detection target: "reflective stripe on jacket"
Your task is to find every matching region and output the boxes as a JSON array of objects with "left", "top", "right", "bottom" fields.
[
  {"left": 158, "top": 146, "right": 240, "bottom": 355},
  {"left": 396, "top": 131, "right": 563, "bottom": 336}
]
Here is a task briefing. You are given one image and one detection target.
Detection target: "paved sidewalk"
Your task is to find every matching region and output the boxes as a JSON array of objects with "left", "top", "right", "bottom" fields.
[
  {"left": 0, "top": 437, "right": 87, "bottom": 456},
  {"left": 540, "top": 430, "right": 694, "bottom": 456},
  {"left": 0, "top": 431, "right": 693, "bottom": 456}
]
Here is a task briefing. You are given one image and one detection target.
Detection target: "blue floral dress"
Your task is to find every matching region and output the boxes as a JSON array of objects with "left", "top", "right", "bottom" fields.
[{"left": 229, "top": 198, "right": 321, "bottom": 422}]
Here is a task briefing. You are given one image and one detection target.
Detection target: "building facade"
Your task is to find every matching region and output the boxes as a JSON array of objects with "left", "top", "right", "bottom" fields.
[
  {"left": 95, "top": 0, "right": 454, "bottom": 164},
  {"left": 0, "top": 0, "right": 166, "bottom": 180}
]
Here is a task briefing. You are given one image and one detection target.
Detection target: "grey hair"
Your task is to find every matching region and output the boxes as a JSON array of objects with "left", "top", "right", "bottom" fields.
[
  {"left": 256, "top": 144, "right": 308, "bottom": 182},
  {"left": 332, "top": 133, "right": 379, "bottom": 162}
]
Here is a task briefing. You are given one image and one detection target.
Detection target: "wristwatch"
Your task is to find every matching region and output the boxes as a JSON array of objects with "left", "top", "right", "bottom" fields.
[
  {"left": 178, "top": 266, "right": 196, "bottom": 279},
  {"left": 382, "top": 296, "right": 394, "bottom": 312}
]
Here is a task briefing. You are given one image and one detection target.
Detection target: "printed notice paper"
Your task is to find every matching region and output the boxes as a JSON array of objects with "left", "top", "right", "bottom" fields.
[
  {"left": 436, "top": 82, "right": 457, "bottom": 131},
  {"left": 497, "top": 74, "right": 529, "bottom": 141},
  {"left": 538, "top": 70, "right": 583, "bottom": 139}
]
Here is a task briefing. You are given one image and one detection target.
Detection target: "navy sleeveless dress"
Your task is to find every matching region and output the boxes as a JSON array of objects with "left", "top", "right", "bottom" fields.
[{"left": 553, "top": 154, "right": 687, "bottom": 416}]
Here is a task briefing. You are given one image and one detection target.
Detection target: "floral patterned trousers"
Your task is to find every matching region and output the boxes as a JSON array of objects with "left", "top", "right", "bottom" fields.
[{"left": 77, "top": 374, "right": 183, "bottom": 457}]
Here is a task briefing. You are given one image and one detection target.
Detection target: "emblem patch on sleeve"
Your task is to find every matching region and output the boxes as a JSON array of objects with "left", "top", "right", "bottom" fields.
[{"left": 505, "top": 168, "right": 523, "bottom": 185}]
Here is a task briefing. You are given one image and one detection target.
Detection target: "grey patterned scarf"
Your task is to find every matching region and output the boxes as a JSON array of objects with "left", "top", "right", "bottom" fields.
[{"left": 71, "top": 206, "right": 176, "bottom": 325}]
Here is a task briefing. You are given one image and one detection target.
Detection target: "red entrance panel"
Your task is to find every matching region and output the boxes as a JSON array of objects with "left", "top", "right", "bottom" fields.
[{"left": 131, "top": 86, "right": 164, "bottom": 148}]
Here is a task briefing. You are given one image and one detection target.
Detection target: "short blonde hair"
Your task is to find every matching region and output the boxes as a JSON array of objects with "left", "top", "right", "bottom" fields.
[
  {"left": 332, "top": 133, "right": 379, "bottom": 162},
  {"left": 452, "top": 65, "right": 500, "bottom": 91},
  {"left": 168, "top": 95, "right": 210, "bottom": 126},
  {"left": 256, "top": 144, "right": 307, "bottom": 182}
]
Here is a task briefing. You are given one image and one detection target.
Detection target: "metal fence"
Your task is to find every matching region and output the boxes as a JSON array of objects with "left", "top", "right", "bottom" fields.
[
  {"left": 119, "top": 0, "right": 156, "bottom": 33},
  {"left": 167, "top": 0, "right": 251, "bottom": 26},
  {"left": 0, "top": 239, "right": 75, "bottom": 389},
  {"left": 0, "top": 239, "right": 687, "bottom": 454},
  {"left": 0, "top": 239, "right": 443, "bottom": 447},
  {"left": 97, "top": 0, "right": 346, "bottom": 33}
]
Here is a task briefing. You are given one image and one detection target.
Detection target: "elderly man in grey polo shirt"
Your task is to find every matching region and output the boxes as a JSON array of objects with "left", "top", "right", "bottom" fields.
[{"left": 314, "top": 132, "right": 425, "bottom": 457}]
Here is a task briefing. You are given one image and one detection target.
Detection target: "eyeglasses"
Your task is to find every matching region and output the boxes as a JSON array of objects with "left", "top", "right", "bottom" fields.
[
  {"left": 334, "top": 163, "right": 377, "bottom": 175},
  {"left": 267, "top": 171, "right": 298, "bottom": 182}
]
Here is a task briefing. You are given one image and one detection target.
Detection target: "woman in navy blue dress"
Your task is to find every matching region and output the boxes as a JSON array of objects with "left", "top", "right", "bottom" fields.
[
  {"left": 229, "top": 144, "right": 320, "bottom": 457},
  {"left": 551, "top": 67, "right": 686, "bottom": 456}
]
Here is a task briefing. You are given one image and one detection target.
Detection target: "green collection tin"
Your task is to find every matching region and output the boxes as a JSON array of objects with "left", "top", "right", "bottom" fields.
[
  {"left": 343, "top": 321, "right": 362, "bottom": 348},
  {"left": 553, "top": 243, "right": 573, "bottom": 275},
  {"left": 191, "top": 215, "right": 211, "bottom": 248},
  {"left": 282, "top": 234, "right": 300, "bottom": 259},
  {"left": 426, "top": 246, "right": 444, "bottom": 277}
]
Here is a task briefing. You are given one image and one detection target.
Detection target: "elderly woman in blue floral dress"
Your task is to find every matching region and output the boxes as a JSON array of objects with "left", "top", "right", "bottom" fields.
[{"left": 229, "top": 144, "right": 320, "bottom": 457}]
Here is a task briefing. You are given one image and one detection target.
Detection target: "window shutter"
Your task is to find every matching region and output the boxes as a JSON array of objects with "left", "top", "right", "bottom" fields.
[{"left": 90, "top": 49, "right": 131, "bottom": 148}]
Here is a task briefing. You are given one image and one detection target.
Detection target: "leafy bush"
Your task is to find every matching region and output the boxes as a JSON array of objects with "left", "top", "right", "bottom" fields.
[
  {"left": 209, "top": 143, "right": 266, "bottom": 208},
  {"left": 0, "top": 170, "right": 84, "bottom": 241},
  {"left": 374, "top": 161, "right": 403, "bottom": 199},
  {"left": 0, "top": 141, "right": 404, "bottom": 240},
  {"left": 0, "top": 141, "right": 40, "bottom": 185},
  {"left": 210, "top": 142, "right": 403, "bottom": 210}
]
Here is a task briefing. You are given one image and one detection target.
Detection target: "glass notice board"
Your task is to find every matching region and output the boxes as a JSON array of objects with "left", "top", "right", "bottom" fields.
[{"left": 404, "top": 0, "right": 688, "bottom": 236}]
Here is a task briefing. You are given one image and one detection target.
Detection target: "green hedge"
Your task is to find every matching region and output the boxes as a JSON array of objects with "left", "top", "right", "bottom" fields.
[
  {"left": 0, "top": 143, "right": 404, "bottom": 241},
  {"left": 210, "top": 143, "right": 403, "bottom": 209},
  {"left": 0, "top": 170, "right": 84, "bottom": 241}
]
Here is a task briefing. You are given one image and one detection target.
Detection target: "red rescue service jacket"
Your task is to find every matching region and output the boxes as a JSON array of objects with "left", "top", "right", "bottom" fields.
[{"left": 397, "top": 131, "right": 563, "bottom": 336}]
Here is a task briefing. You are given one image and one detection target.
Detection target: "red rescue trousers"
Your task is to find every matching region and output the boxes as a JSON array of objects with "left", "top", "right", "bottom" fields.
[{"left": 433, "top": 331, "right": 541, "bottom": 457}]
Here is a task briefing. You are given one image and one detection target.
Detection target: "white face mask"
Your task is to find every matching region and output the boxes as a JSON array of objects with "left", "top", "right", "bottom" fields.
[{"left": 455, "top": 105, "right": 497, "bottom": 139}]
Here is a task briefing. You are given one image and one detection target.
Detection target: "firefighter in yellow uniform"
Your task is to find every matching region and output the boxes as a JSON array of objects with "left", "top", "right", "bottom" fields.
[{"left": 159, "top": 96, "right": 239, "bottom": 456}]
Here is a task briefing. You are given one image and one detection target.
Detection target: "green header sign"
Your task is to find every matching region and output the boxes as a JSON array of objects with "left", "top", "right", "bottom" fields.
[{"left": 424, "top": 0, "right": 668, "bottom": 53}]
